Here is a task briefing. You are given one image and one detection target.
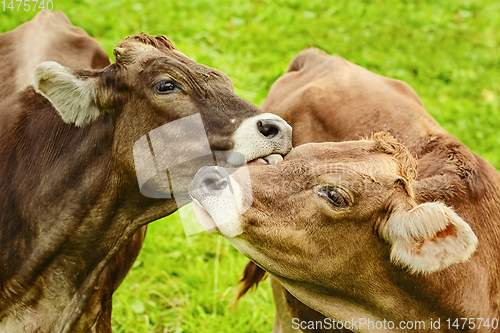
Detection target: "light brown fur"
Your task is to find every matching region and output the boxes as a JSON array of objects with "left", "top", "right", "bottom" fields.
[{"left": 236, "top": 48, "right": 500, "bottom": 332}]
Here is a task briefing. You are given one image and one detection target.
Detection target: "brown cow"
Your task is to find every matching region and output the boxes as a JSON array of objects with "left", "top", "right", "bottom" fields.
[
  {"left": 0, "top": 12, "right": 292, "bottom": 333},
  {"left": 0, "top": 11, "right": 142, "bottom": 332},
  {"left": 189, "top": 48, "right": 500, "bottom": 332}
]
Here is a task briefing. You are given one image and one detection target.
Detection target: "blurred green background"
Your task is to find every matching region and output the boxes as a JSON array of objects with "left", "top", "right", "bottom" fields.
[{"left": 1, "top": 0, "right": 499, "bottom": 332}]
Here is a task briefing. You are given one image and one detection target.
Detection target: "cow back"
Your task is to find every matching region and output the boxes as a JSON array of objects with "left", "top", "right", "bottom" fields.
[{"left": 0, "top": 11, "right": 110, "bottom": 103}]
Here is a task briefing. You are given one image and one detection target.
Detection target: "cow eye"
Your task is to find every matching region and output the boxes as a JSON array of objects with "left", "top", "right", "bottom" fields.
[
  {"left": 154, "top": 80, "right": 179, "bottom": 94},
  {"left": 316, "top": 186, "right": 349, "bottom": 208}
]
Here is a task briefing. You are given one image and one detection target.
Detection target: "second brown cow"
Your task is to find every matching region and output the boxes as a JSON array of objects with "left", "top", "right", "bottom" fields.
[{"left": 190, "top": 48, "right": 500, "bottom": 332}]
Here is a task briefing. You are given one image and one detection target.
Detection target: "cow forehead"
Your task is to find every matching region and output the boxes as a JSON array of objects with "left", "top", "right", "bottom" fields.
[
  {"left": 285, "top": 157, "right": 401, "bottom": 184},
  {"left": 278, "top": 142, "right": 403, "bottom": 180},
  {"left": 115, "top": 41, "right": 181, "bottom": 65},
  {"left": 286, "top": 141, "right": 376, "bottom": 160},
  {"left": 113, "top": 41, "right": 231, "bottom": 87}
]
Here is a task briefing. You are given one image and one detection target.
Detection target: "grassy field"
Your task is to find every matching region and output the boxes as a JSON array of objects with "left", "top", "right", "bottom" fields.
[{"left": 1, "top": 1, "right": 499, "bottom": 332}]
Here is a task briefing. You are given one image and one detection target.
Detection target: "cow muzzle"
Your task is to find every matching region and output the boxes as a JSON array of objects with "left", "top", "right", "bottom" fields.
[
  {"left": 229, "top": 113, "right": 292, "bottom": 166},
  {"left": 189, "top": 165, "right": 253, "bottom": 238}
]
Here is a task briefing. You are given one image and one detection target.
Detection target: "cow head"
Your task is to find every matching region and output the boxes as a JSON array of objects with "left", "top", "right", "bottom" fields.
[
  {"left": 189, "top": 133, "right": 478, "bottom": 321},
  {"left": 33, "top": 33, "right": 292, "bottom": 196}
]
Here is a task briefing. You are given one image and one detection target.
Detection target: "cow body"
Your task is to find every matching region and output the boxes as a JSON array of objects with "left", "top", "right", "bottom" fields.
[
  {"left": 0, "top": 12, "right": 292, "bottom": 333},
  {"left": 190, "top": 49, "right": 500, "bottom": 332},
  {"left": 0, "top": 12, "right": 129, "bottom": 332},
  {"left": 0, "top": 11, "right": 110, "bottom": 102}
]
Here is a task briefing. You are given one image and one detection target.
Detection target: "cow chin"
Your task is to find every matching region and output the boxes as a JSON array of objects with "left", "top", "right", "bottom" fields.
[
  {"left": 191, "top": 199, "right": 220, "bottom": 234},
  {"left": 190, "top": 195, "right": 280, "bottom": 276}
]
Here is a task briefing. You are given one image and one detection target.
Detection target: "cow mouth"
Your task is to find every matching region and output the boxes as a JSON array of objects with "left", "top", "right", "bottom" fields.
[
  {"left": 191, "top": 197, "right": 219, "bottom": 234},
  {"left": 247, "top": 153, "right": 284, "bottom": 166}
]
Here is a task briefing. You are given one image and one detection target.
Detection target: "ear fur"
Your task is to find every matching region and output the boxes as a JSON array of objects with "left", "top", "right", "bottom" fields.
[
  {"left": 34, "top": 61, "right": 100, "bottom": 127},
  {"left": 382, "top": 202, "right": 478, "bottom": 274}
]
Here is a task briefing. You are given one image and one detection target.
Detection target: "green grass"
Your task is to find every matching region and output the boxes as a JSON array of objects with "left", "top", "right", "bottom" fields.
[
  {"left": 1, "top": 1, "right": 499, "bottom": 332},
  {"left": 110, "top": 209, "right": 274, "bottom": 333}
]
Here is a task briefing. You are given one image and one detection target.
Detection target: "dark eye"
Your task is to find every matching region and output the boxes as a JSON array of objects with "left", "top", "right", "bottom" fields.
[
  {"left": 154, "top": 80, "right": 179, "bottom": 94},
  {"left": 317, "top": 186, "right": 349, "bottom": 208}
]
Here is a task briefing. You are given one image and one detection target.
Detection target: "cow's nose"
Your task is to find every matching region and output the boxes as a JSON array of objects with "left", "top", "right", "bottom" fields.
[
  {"left": 230, "top": 113, "right": 292, "bottom": 165},
  {"left": 257, "top": 119, "right": 281, "bottom": 139},
  {"left": 203, "top": 177, "right": 227, "bottom": 192},
  {"left": 189, "top": 165, "right": 246, "bottom": 238},
  {"left": 251, "top": 114, "right": 292, "bottom": 145},
  {"left": 191, "top": 166, "right": 232, "bottom": 196}
]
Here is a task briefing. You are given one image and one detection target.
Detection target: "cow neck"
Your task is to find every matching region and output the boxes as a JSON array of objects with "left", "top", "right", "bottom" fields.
[
  {"left": 274, "top": 264, "right": 495, "bottom": 333},
  {"left": 0, "top": 88, "right": 178, "bottom": 332}
]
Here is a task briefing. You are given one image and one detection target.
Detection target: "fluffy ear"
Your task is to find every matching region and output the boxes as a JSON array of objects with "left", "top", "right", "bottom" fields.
[
  {"left": 34, "top": 61, "right": 100, "bottom": 127},
  {"left": 382, "top": 202, "right": 478, "bottom": 274}
]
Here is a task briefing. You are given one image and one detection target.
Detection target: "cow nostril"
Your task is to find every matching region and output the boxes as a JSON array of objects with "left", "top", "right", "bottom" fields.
[
  {"left": 203, "top": 178, "right": 227, "bottom": 192},
  {"left": 193, "top": 167, "right": 232, "bottom": 196},
  {"left": 257, "top": 120, "right": 280, "bottom": 139}
]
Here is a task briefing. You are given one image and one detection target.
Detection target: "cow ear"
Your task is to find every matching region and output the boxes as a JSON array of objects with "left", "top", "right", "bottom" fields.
[
  {"left": 382, "top": 202, "right": 478, "bottom": 274},
  {"left": 34, "top": 61, "right": 100, "bottom": 127}
]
